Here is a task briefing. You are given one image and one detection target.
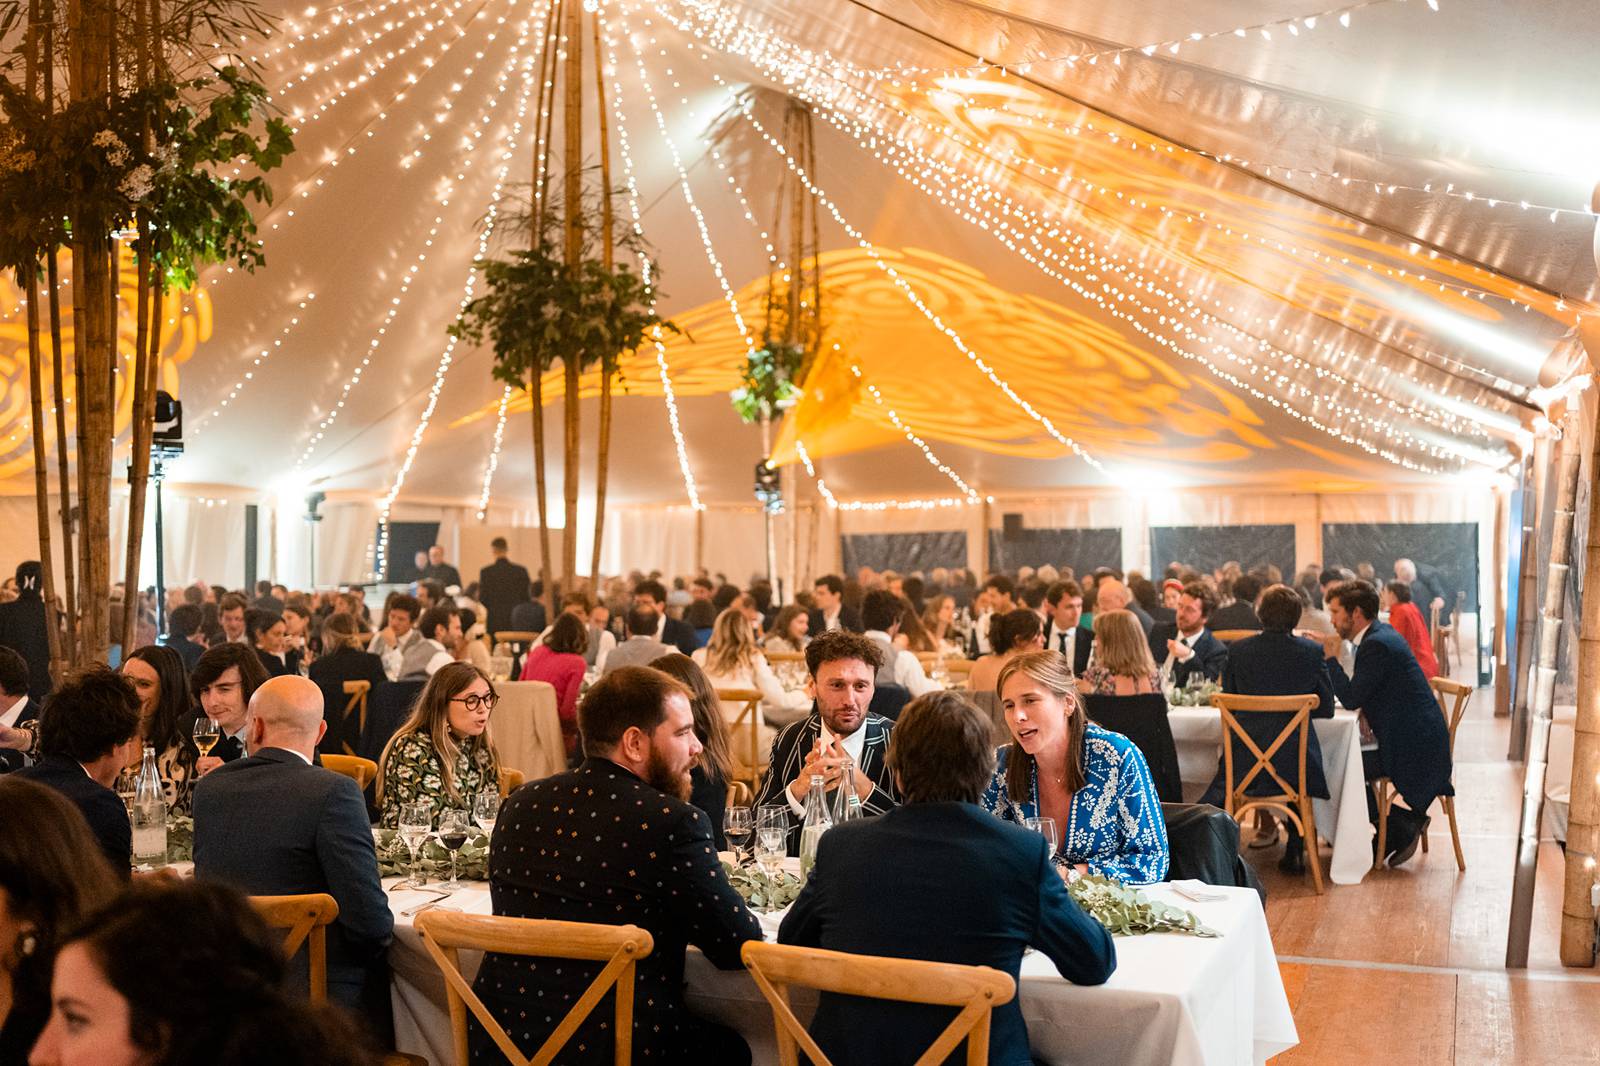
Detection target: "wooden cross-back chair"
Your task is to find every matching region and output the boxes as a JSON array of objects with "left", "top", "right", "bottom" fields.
[
  {"left": 1210, "top": 629, "right": 1259, "bottom": 645},
  {"left": 498, "top": 768, "right": 526, "bottom": 798},
  {"left": 414, "top": 911, "right": 653, "bottom": 1066},
  {"left": 1371, "top": 676, "right": 1473, "bottom": 871},
  {"left": 1210, "top": 693, "right": 1325, "bottom": 893},
  {"left": 742, "top": 941, "right": 1016, "bottom": 1066},
  {"left": 1428, "top": 604, "right": 1454, "bottom": 677},
  {"left": 717, "top": 687, "right": 766, "bottom": 789},
  {"left": 250, "top": 894, "right": 340, "bottom": 1004},
  {"left": 339, "top": 680, "right": 371, "bottom": 756},
  {"left": 322, "top": 753, "right": 378, "bottom": 791}
]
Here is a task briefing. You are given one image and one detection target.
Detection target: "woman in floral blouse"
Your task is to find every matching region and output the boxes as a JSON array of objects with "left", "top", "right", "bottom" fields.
[
  {"left": 120, "top": 645, "right": 199, "bottom": 815},
  {"left": 980, "top": 649, "right": 1168, "bottom": 885},
  {"left": 376, "top": 661, "right": 503, "bottom": 828}
]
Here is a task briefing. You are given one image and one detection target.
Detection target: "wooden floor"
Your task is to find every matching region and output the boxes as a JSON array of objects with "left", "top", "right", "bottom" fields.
[{"left": 1256, "top": 663, "right": 1600, "bottom": 1065}]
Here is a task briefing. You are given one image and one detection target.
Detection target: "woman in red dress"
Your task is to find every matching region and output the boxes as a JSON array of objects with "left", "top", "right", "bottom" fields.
[
  {"left": 1383, "top": 580, "right": 1439, "bottom": 678},
  {"left": 519, "top": 612, "right": 588, "bottom": 756}
]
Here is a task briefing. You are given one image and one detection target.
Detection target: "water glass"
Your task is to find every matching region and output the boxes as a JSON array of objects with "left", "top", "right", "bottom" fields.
[
  {"left": 397, "top": 802, "right": 432, "bottom": 889},
  {"left": 473, "top": 789, "right": 501, "bottom": 838},
  {"left": 1023, "top": 816, "right": 1059, "bottom": 858}
]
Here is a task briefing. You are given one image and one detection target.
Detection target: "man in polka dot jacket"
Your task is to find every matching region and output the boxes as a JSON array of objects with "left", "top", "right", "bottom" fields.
[{"left": 472, "top": 666, "right": 764, "bottom": 1064}]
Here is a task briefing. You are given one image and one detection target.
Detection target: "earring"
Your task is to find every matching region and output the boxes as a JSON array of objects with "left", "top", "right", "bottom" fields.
[{"left": 18, "top": 932, "right": 37, "bottom": 957}]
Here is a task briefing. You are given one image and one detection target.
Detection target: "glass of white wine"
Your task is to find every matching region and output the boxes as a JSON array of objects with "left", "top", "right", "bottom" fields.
[
  {"left": 192, "top": 716, "right": 220, "bottom": 759},
  {"left": 397, "top": 802, "right": 432, "bottom": 889},
  {"left": 1023, "top": 816, "right": 1059, "bottom": 858},
  {"left": 473, "top": 789, "right": 500, "bottom": 839}
]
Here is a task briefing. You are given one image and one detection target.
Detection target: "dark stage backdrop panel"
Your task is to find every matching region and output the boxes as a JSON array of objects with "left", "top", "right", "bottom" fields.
[
  {"left": 1151, "top": 525, "right": 1295, "bottom": 580},
  {"left": 840, "top": 531, "right": 968, "bottom": 575},
  {"left": 988, "top": 528, "right": 1122, "bottom": 576},
  {"left": 1321, "top": 522, "right": 1479, "bottom": 613},
  {"left": 379, "top": 521, "right": 440, "bottom": 583}
]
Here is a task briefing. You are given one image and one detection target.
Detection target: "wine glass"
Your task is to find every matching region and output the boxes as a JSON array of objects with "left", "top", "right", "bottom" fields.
[
  {"left": 1024, "top": 816, "right": 1059, "bottom": 858},
  {"left": 397, "top": 802, "right": 432, "bottom": 889},
  {"left": 437, "top": 809, "right": 471, "bottom": 888},
  {"left": 115, "top": 767, "right": 138, "bottom": 819},
  {"left": 755, "top": 805, "right": 788, "bottom": 873},
  {"left": 191, "top": 715, "right": 221, "bottom": 759},
  {"left": 473, "top": 790, "right": 501, "bottom": 838},
  {"left": 723, "top": 806, "right": 753, "bottom": 866}
]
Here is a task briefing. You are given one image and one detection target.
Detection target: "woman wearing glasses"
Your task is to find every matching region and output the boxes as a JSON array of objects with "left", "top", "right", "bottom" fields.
[{"left": 376, "top": 661, "right": 503, "bottom": 828}]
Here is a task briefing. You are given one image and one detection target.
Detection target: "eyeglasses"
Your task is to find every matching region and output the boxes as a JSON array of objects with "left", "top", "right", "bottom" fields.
[{"left": 449, "top": 693, "right": 499, "bottom": 712}]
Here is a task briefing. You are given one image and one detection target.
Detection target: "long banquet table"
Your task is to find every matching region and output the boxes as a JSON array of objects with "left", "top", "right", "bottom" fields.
[
  {"left": 1167, "top": 704, "right": 1370, "bottom": 885},
  {"left": 387, "top": 877, "right": 1298, "bottom": 1066}
]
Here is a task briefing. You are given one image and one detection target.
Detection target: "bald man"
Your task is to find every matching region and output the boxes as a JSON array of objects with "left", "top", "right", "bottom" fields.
[
  {"left": 192, "top": 676, "right": 393, "bottom": 1013},
  {"left": 1092, "top": 578, "right": 1154, "bottom": 636}
]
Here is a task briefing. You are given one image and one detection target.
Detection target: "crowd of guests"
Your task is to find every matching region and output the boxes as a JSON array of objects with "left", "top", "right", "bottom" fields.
[{"left": 0, "top": 545, "right": 1462, "bottom": 1065}]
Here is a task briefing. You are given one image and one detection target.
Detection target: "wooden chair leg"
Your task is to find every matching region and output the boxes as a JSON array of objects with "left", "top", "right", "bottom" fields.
[
  {"left": 1300, "top": 797, "right": 1324, "bottom": 894},
  {"left": 1444, "top": 796, "right": 1466, "bottom": 871},
  {"left": 1372, "top": 782, "right": 1391, "bottom": 872}
]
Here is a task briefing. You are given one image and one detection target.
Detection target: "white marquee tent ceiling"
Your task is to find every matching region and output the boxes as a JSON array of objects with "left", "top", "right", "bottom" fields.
[{"left": 7, "top": 0, "right": 1596, "bottom": 509}]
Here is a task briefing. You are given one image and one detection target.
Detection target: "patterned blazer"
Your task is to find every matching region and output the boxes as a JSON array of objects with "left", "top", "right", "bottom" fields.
[{"left": 751, "top": 713, "right": 898, "bottom": 854}]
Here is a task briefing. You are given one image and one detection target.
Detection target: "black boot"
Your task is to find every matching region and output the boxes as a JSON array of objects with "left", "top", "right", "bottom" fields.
[
  {"left": 1384, "top": 808, "right": 1428, "bottom": 867},
  {"left": 1277, "top": 835, "right": 1306, "bottom": 875}
]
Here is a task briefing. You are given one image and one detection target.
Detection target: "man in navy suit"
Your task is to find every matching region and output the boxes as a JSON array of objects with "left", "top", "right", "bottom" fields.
[
  {"left": 633, "top": 578, "right": 699, "bottom": 655},
  {"left": 1201, "top": 585, "right": 1335, "bottom": 874},
  {"left": 780, "top": 690, "right": 1114, "bottom": 1066},
  {"left": 1041, "top": 579, "right": 1093, "bottom": 676},
  {"left": 16, "top": 665, "right": 141, "bottom": 870},
  {"left": 1150, "top": 581, "right": 1228, "bottom": 687},
  {"left": 192, "top": 675, "right": 393, "bottom": 1011},
  {"left": 1320, "top": 580, "right": 1453, "bottom": 866}
]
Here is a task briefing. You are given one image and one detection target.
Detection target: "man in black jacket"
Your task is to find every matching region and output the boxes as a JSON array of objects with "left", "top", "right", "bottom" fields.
[
  {"left": 1041, "top": 579, "right": 1093, "bottom": 676},
  {"left": 16, "top": 664, "right": 141, "bottom": 869},
  {"left": 476, "top": 536, "right": 532, "bottom": 636},
  {"left": 807, "top": 573, "right": 863, "bottom": 636},
  {"left": 0, "top": 561, "right": 52, "bottom": 704},
  {"left": 193, "top": 675, "right": 393, "bottom": 1011},
  {"left": 187, "top": 642, "right": 271, "bottom": 773},
  {"left": 633, "top": 578, "right": 698, "bottom": 655},
  {"left": 1208, "top": 573, "right": 1264, "bottom": 633},
  {"left": 1150, "top": 581, "right": 1229, "bottom": 687},
  {"left": 163, "top": 603, "right": 207, "bottom": 671},
  {"left": 476, "top": 666, "right": 762, "bottom": 1064}
]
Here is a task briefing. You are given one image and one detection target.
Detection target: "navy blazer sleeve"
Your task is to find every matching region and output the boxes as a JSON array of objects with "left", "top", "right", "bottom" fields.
[
  {"left": 665, "top": 805, "right": 763, "bottom": 969},
  {"left": 1325, "top": 636, "right": 1387, "bottom": 713},
  {"left": 1028, "top": 835, "right": 1115, "bottom": 985},
  {"left": 313, "top": 774, "right": 394, "bottom": 960},
  {"left": 88, "top": 788, "right": 134, "bottom": 871}
]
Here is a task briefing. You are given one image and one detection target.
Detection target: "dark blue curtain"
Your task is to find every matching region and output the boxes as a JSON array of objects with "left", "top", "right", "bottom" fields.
[
  {"left": 1321, "top": 522, "right": 1479, "bottom": 612},
  {"left": 840, "top": 531, "right": 968, "bottom": 574},
  {"left": 988, "top": 528, "right": 1122, "bottom": 576},
  {"left": 1151, "top": 525, "right": 1295, "bottom": 580}
]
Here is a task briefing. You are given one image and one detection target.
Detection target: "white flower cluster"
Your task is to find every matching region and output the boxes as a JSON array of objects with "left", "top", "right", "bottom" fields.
[
  {"left": 92, "top": 129, "right": 131, "bottom": 168},
  {"left": 118, "top": 164, "right": 155, "bottom": 203}
]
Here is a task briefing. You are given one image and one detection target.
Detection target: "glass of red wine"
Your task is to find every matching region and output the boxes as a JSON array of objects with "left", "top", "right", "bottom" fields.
[{"left": 437, "top": 809, "right": 470, "bottom": 888}]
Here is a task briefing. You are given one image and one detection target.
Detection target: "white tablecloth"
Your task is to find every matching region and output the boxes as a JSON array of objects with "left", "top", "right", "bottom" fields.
[
  {"left": 1168, "top": 705, "right": 1371, "bottom": 885},
  {"left": 388, "top": 879, "right": 1297, "bottom": 1066}
]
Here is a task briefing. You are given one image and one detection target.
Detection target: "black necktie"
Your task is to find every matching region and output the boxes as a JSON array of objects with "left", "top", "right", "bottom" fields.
[{"left": 1059, "top": 630, "right": 1070, "bottom": 655}]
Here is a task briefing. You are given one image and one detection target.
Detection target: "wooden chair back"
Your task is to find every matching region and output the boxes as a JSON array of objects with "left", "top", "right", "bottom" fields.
[
  {"left": 1210, "top": 692, "right": 1324, "bottom": 892},
  {"left": 251, "top": 893, "right": 340, "bottom": 1004},
  {"left": 322, "top": 753, "right": 378, "bottom": 791},
  {"left": 492, "top": 631, "right": 539, "bottom": 651},
  {"left": 717, "top": 687, "right": 765, "bottom": 788},
  {"left": 1429, "top": 677, "right": 1472, "bottom": 756},
  {"left": 499, "top": 767, "right": 526, "bottom": 798},
  {"left": 1210, "top": 629, "right": 1258, "bottom": 644},
  {"left": 742, "top": 941, "right": 1015, "bottom": 1066},
  {"left": 726, "top": 779, "right": 753, "bottom": 808},
  {"left": 764, "top": 650, "right": 807, "bottom": 665},
  {"left": 941, "top": 658, "right": 976, "bottom": 676},
  {"left": 340, "top": 680, "right": 371, "bottom": 756},
  {"left": 415, "top": 910, "right": 653, "bottom": 1066},
  {"left": 1429, "top": 604, "right": 1453, "bottom": 676}
]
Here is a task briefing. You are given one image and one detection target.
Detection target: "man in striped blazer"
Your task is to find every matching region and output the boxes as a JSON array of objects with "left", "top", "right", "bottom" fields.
[{"left": 752, "top": 630, "right": 899, "bottom": 854}]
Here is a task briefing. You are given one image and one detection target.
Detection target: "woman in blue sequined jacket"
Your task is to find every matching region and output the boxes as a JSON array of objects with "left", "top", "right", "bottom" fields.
[{"left": 980, "top": 650, "right": 1169, "bottom": 885}]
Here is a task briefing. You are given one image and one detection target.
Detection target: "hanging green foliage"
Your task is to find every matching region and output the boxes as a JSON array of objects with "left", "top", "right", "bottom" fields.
[{"left": 730, "top": 341, "right": 805, "bottom": 424}]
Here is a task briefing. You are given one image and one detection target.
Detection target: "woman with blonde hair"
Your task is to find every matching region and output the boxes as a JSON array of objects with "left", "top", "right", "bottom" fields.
[
  {"left": 920, "top": 594, "right": 962, "bottom": 655},
  {"left": 693, "top": 606, "right": 810, "bottom": 733},
  {"left": 376, "top": 661, "right": 502, "bottom": 827},
  {"left": 1077, "top": 609, "right": 1161, "bottom": 696},
  {"left": 980, "top": 649, "right": 1168, "bottom": 884}
]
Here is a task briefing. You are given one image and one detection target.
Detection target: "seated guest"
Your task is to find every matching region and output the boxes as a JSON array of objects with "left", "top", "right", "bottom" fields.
[
  {"left": 808, "top": 573, "right": 863, "bottom": 635},
  {"left": 1321, "top": 581, "right": 1453, "bottom": 866},
  {"left": 601, "top": 605, "right": 674, "bottom": 674},
  {"left": 411, "top": 606, "right": 461, "bottom": 679},
  {"left": 16, "top": 665, "right": 142, "bottom": 869},
  {"left": 686, "top": 598, "right": 718, "bottom": 648},
  {"left": 651, "top": 653, "right": 738, "bottom": 850},
  {"left": 1132, "top": 574, "right": 1174, "bottom": 626},
  {"left": 0, "top": 561, "right": 52, "bottom": 703},
  {"left": 246, "top": 608, "right": 298, "bottom": 677},
  {"left": 781, "top": 691, "right": 1115, "bottom": 1066},
  {"left": 1077, "top": 610, "right": 1161, "bottom": 696},
  {"left": 0, "top": 777, "right": 121, "bottom": 1061},
  {"left": 376, "top": 662, "right": 502, "bottom": 827},
  {"left": 521, "top": 612, "right": 588, "bottom": 757},
  {"left": 695, "top": 606, "right": 813, "bottom": 742},
  {"left": 164, "top": 602, "right": 207, "bottom": 670},
  {"left": 920, "top": 594, "right": 963, "bottom": 656},
  {"left": 1382, "top": 580, "right": 1439, "bottom": 678},
  {"left": 29, "top": 879, "right": 381, "bottom": 1066},
  {"left": 752, "top": 631, "right": 899, "bottom": 854},
  {"left": 1200, "top": 585, "right": 1335, "bottom": 874},
  {"left": 894, "top": 595, "right": 938, "bottom": 654},
  {"left": 634, "top": 579, "right": 700, "bottom": 655},
  {"left": 1090, "top": 578, "right": 1153, "bottom": 636},
  {"left": 309, "top": 612, "right": 389, "bottom": 755},
  {"left": 1209, "top": 573, "right": 1264, "bottom": 632},
  {"left": 509, "top": 590, "right": 548, "bottom": 636},
  {"left": 981, "top": 650, "right": 1169, "bottom": 884},
  {"left": 476, "top": 666, "right": 763, "bottom": 1064},
  {"left": 121, "top": 645, "right": 200, "bottom": 814},
  {"left": 188, "top": 642, "right": 271, "bottom": 774},
  {"left": 1042, "top": 580, "right": 1093, "bottom": 675},
  {"left": 584, "top": 599, "right": 617, "bottom": 671},
  {"left": 764, "top": 604, "right": 811, "bottom": 654},
  {"left": 193, "top": 676, "right": 394, "bottom": 1011},
  {"left": 966, "top": 608, "right": 1045, "bottom": 696},
  {"left": 860, "top": 590, "right": 937, "bottom": 696},
  {"left": 454, "top": 607, "right": 493, "bottom": 672},
  {"left": 1150, "top": 581, "right": 1229, "bottom": 687},
  {"left": 366, "top": 593, "right": 427, "bottom": 682},
  {"left": 0, "top": 647, "right": 37, "bottom": 773},
  {"left": 415, "top": 579, "right": 447, "bottom": 613},
  {"left": 218, "top": 591, "right": 249, "bottom": 644}
]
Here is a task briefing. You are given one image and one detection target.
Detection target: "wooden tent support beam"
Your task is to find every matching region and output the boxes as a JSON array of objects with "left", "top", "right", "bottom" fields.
[
  {"left": 1493, "top": 484, "right": 1511, "bottom": 718},
  {"left": 558, "top": 0, "right": 582, "bottom": 591},
  {"left": 1507, "top": 409, "right": 1584, "bottom": 967},
  {"left": 1562, "top": 400, "right": 1600, "bottom": 966},
  {"left": 1510, "top": 437, "right": 1550, "bottom": 761}
]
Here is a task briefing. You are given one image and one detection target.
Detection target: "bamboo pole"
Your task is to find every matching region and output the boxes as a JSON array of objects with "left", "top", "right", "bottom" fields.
[
  {"left": 25, "top": 272, "right": 65, "bottom": 684},
  {"left": 1507, "top": 409, "right": 1584, "bottom": 967},
  {"left": 45, "top": 247, "right": 76, "bottom": 662},
  {"left": 559, "top": 0, "right": 582, "bottom": 593},
  {"left": 120, "top": 230, "right": 153, "bottom": 654},
  {"left": 528, "top": 0, "right": 558, "bottom": 618},
  {"left": 1511, "top": 434, "right": 1551, "bottom": 760},
  {"left": 588, "top": 12, "right": 613, "bottom": 586},
  {"left": 1494, "top": 484, "right": 1510, "bottom": 718},
  {"left": 1562, "top": 401, "right": 1600, "bottom": 965}
]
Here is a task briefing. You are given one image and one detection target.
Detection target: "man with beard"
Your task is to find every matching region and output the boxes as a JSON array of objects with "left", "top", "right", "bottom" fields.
[
  {"left": 753, "top": 629, "right": 900, "bottom": 854},
  {"left": 474, "top": 666, "right": 763, "bottom": 1065}
]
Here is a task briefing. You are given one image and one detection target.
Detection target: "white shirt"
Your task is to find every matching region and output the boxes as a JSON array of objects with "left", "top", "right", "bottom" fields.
[
  {"left": 973, "top": 609, "right": 994, "bottom": 655},
  {"left": 862, "top": 630, "right": 937, "bottom": 697},
  {"left": 1350, "top": 622, "right": 1372, "bottom": 647},
  {"left": 0, "top": 695, "right": 29, "bottom": 730},
  {"left": 822, "top": 607, "right": 841, "bottom": 632},
  {"left": 785, "top": 719, "right": 868, "bottom": 817},
  {"left": 1052, "top": 624, "right": 1077, "bottom": 662}
]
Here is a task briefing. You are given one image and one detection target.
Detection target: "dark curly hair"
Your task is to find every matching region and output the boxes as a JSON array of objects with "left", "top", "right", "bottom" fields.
[
  {"left": 37, "top": 664, "right": 141, "bottom": 763},
  {"left": 804, "top": 628, "right": 885, "bottom": 678}
]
